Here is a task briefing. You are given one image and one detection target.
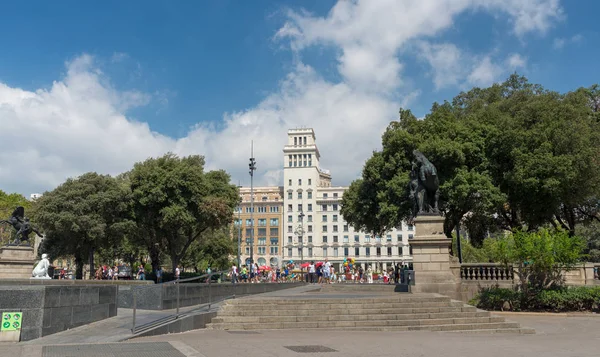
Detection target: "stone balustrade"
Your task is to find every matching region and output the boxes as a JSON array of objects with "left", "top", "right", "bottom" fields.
[{"left": 460, "top": 263, "right": 514, "bottom": 281}]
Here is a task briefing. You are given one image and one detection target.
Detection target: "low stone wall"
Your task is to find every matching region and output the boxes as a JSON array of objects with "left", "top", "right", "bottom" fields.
[
  {"left": 0, "top": 284, "right": 118, "bottom": 341},
  {"left": 118, "top": 283, "right": 306, "bottom": 310}
]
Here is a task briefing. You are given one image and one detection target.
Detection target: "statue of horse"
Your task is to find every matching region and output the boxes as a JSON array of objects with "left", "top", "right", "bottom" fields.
[{"left": 0, "top": 207, "right": 42, "bottom": 245}]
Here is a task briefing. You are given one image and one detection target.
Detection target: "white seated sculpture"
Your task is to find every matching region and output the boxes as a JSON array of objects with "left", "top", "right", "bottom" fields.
[{"left": 31, "top": 253, "right": 51, "bottom": 279}]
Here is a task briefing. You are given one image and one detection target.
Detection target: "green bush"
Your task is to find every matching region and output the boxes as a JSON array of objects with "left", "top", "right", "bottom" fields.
[{"left": 472, "top": 286, "right": 600, "bottom": 312}]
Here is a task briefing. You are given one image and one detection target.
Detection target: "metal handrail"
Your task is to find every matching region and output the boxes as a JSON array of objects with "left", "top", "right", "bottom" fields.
[{"left": 131, "top": 269, "right": 232, "bottom": 334}]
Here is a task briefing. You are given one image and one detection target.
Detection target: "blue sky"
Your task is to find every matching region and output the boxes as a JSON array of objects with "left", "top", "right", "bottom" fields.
[{"left": 0, "top": 0, "right": 598, "bottom": 195}]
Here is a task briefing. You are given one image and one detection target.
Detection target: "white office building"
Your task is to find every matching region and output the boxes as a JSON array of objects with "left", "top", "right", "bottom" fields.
[{"left": 280, "top": 128, "right": 413, "bottom": 272}]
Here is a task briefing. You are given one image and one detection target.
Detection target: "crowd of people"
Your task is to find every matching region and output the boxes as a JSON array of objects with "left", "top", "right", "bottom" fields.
[{"left": 228, "top": 259, "right": 412, "bottom": 284}]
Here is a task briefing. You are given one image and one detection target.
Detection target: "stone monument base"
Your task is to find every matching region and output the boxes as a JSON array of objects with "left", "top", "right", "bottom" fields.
[
  {"left": 410, "top": 214, "right": 460, "bottom": 299},
  {"left": 0, "top": 245, "right": 36, "bottom": 279}
]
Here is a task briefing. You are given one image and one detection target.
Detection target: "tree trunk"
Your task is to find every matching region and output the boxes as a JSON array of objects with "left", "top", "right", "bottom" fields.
[
  {"left": 75, "top": 254, "right": 83, "bottom": 280},
  {"left": 171, "top": 254, "right": 180, "bottom": 275},
  {"left": 149, "top": 246, "right": 161, "bottom": 273},
  {"left": 88, "top": 247, "right": 95, "bottom": 280}
]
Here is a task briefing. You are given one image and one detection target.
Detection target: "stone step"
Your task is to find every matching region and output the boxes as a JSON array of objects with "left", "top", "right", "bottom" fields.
[
  {"left": 226, "top": 296, "right": 451, "bottom": 305},
  {"left": 445, "top": 327, "right": 536, "bottom": 334},
  {"left": 218, "top": 306, "right": 478, "bottom": 317},
  {"left": 206, "top": 320, "right": 519, "bottom": 331},
  {"left": 211, "top": 311, "right": 492, "bottom": 324},
  {"left": 222, "top": 301, "right": 465, "bottom": 311}
]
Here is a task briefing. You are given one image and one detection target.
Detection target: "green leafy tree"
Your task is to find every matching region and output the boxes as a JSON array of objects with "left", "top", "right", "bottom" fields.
[
  {"left": 488, "top": 229, "right": 586, "bottom": 293},
  {"left": 342, "top": 75, "right": 600, "bottom": 241},
  {"left": 32, "top": 173, "right": 131, "bottom": 279},
  {"left": 181, "top": 227, "right": 235, "bottom": 272},
  {"left": 578, "top": 221, "right": 600, "bottom": 262},
  {"left": 128, "top": 153, "right": 238, "bottom": 273}
]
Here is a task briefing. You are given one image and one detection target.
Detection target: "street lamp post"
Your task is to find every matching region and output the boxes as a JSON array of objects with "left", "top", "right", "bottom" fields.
[
  {"left": 294, "top": 211, "right": 305, "bottom": 265},
  {"left": 237, "top": 184, "right": 242, "bottom": 268},
  {"left": 248, "top": 141, "right": 256, "bottom": 266}
]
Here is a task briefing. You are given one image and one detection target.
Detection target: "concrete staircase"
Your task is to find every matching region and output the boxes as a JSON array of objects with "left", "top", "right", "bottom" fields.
[{"left": 206, "top": 292, "right": 534, "bottom": 334}]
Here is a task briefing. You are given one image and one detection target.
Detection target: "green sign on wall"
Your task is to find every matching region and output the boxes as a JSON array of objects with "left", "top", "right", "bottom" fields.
[{"left": 1, "top": 312, "right": 22, "bottom": 332}]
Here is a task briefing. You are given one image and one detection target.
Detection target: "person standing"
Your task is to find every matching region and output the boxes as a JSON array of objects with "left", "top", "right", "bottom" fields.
[
  {"left": 324, "top": 259, "right": 331, "bottom": 284},
  {"left": 230, "top": 264, "right": 238, "bottom": 284},
  {"left": 308, "top": 261, "right": 316, "bottom": 284},
  {"left": 156, "top": 267, "right": 163, "bottom": 283},
  {"left": 175, "top": 265, "right": 181, "bottom": 280}
]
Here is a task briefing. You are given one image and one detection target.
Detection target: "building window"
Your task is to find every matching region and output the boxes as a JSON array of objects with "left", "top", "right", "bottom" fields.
[
  {"left": 258, "top": 246, "right": 266, "bottom": 255},
  {"left": 397, "top": 234, "right": 402, "bottom": 242},
  {"left": 344, "top": 247, "right": 349, "bottom": 257},
  {"left": 344, "top": 224, "right": 349, "bottom": 232},
  {"left": 270, "top": 237, "right": 278, "bottom": 245},
  {"left": 288, "top": 248, "right": 292, "bottom": 257},
  {"left": 298, "top": 247, "right": 302, "bottom": 256},
  {"left": 307, "top": 215, "right": 312, "bottom": 222},
  {"left": 303, "top": 136, "right": 307, "bottom": 145},
  {"left": 289, "top": 156, "right": 292, "bottom": 167},
  {"left": 288, "top": 204, "right": 292, "bottom": 212},
  {"left": 323, "top": 193, "right": 328, "bottom": 198},
  {"left": 322, "top": 205, "right": 327, "bottom": 211},
  {"left": 386, "top": 234, "right": 392, "bottom": 242},
  {"left": 408, "top": 224, "right": 414, "bottom": 231},
  {"left": 355, "top": 247, "right": 360, "bottom": 256},
  {"left": 288, "top": 215, "right": 293, "bottom": 222},
  {"left": 333, "top": 193, "right": 338, "bottom": 198},
  {"left": 308, "top": 179, "right": 312, "bottom": 185},
  {"left": 297, "top": 204, "right": 302, "bottom": 212},
  {"left": 387, "top": 247, "right": 392, "bottom": 256},
  {"left": 333, "top": 225, "right": 338, "bottom": 232},
  {"left": 245, "top": 219, "right": 253, "bottom": 226},
  {"left": 376, "top": 247, "right": 381, "bottom": 256},
  {"left": 288, "top": 192, "right": 292, "bottom": 199},
  {"left": 322, "top": 215, "right": 327, "bottom": 222},
  {"left": 270, "top": 218, "right": 279, "bottom": 226},
  {"left": 288, "top": 226, "right": 293, "bottom": 233},
  {"left": 270, "top": 206, "right": 279, "bottom": 213},
  {"left": 257, "top": 228, "right": 266, "bottom": 237},
  {"left": 307, "top": 225, "right": 313, "bottom": 233},
  {"left": 365, "top": 235, "right": 371, "bottom": 243},
  {"left": 245, "top": 247, "right": 250, "bottom": 255},
  {"left": 323, "top": 247, "right": 327, "bottom": 257},
  {"left": 333, "top": 248, "right": 339, "bottom": 257},
  {"left": 289, "top": 179, "right": 292, "bottom": 186},
  {"left": 366, "top": 247, "right": 370, "bottom": 256},
  {"left": 270, "top": 247, "right": 278, "bottom": 254},
  {"left": 245, "top": 238, "right": 252, "bottom": 244},
  {"left": 307, "top": 191, "right": 312, "bottom": 199},
  {"left": 409, "top": 234, "right": 414, "bottom": 240},
  {"left": 307, "top": 235, "right": 313, "bottom": 243},
  {"left": 288, "top": 236, "right": 293, "bottom": 244},
  {"left": 399, "top": 246, "right": 403, "bottom": 256},
  {"left": 294, "top": 137, "right": 297, "bottom": 145},
  {"left": 258, "top": 238, "right": 266, "bottom": 245},
  {"left": 333, "top": 235, "right": 338, "bottom": 243},
  {"left": 376, "top": 236, "right": 381, "bottom": 243},
  {"left": 257, "top": 219, "right": 266, "bottom": 226},
  {"left": 333, "top": 204, "right": 338, "bottom": 211},
  {"left": 298, "top": 192, "right": 302, "bottom": 199},
  {"left": 343, "top": 235, "right": 349, "bottom": 243},
  {"left": 322, "top": 235, "right": 328, "bottom": 243},
  {"left": 245, "top": 228, "right": 252, "bottom": 237},
  {"left": 257, "top": 206, "right": 266, "bottom": 213},
  {"left": 410, "top": 246, "right": 413, "bottom": 255},
  {"left": 234, "top": 219, "right": 241, "bottom": 227},
  {"left": 298, "top": 179, "right": 302, "bottom": 185},
  {"left": 308, "top": 154, "right": 312, "bottom": 166},
  {"left": 322, "top": 225, "right": 328, "bottom": 232},
  {"left": 332, "top": 215, "right": 338, "bottom": 222},
  {"left": 307, "top": 204, "right": 313, "bottom": 211},
  {"left": 354, "top": 235, "right": 359, "bottom": 243}
]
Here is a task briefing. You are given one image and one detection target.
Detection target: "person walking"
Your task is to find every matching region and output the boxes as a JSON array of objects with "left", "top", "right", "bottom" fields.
[{"left": 230, "top": 264, "right": 238, "bottom": 284}]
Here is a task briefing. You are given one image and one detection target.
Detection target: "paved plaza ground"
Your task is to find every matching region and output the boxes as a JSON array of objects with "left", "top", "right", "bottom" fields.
[{"left": 1, "top": 313, "right": 598, "bottom": 357}]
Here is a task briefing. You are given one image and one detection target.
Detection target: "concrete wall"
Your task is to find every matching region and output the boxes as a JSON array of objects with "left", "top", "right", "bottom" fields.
[
  {"left": 0, "top": 284, "right": 118, "bottom": 341},
  {"left": 119, "top": 283, "right": 306, "bottom": 310}
]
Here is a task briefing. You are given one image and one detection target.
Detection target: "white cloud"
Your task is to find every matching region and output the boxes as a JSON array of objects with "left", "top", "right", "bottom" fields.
[
  {"left": 110, "top": 52, "right": 129, "bottom": 63},
  {"left": 553, "top": 33, "right": 583, "bottom": 49},
  {"left": 0, "top": 0, "right": 564, "bottom": 194},
  {"left": 507, "top": 53, "right": 527, "bottom": 69}
]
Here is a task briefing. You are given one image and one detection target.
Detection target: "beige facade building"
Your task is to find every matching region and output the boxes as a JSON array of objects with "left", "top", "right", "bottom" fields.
[
  {"left": 234, "top": 128, "right": 414, "bottom": 271},
  {"left": 235, "top": 186, "right": 284, "bottom": 267}
]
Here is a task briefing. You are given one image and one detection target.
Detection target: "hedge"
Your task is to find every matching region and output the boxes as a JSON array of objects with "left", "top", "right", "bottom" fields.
[{"left": 470, "top": 286, "right": 600, "bottom": 312}]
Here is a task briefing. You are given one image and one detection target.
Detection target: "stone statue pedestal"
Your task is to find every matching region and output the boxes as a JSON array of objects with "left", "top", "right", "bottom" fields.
[
  {"left": 410, "top": 214, "right": 460, "bottom": 298},
  {"left": 0, "top": 245, "right": 36, "bottom": 279}
]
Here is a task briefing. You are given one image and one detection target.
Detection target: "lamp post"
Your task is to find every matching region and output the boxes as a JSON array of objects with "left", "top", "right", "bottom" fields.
[
  {"left": 237, "top": 184, "right": 242, "bottom": 268},
  {"left": 248, "top": 141, "right": 256, "bottom": 266},
  {"left": 294, "top": 211, "right": 305, "bottom": 265}
]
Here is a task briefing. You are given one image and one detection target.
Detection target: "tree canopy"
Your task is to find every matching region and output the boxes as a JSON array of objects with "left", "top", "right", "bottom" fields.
[
  {"left": 32, "top": 173, "right": 131, "bottom": 279},
  {"left": 342, "top": 75, "right": 600, "bottom": 244},
  {"left": 128, "top": 153, "right": 239, "bottom": 273}
]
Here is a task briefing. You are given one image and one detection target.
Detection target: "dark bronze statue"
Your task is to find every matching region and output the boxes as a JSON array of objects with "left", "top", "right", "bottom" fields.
[
  {"left": 0, "top": 206, "right": 42, "bottom": 245},
  {"left": 409, "top": 150, "right": 440, "bottom": 223}
]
